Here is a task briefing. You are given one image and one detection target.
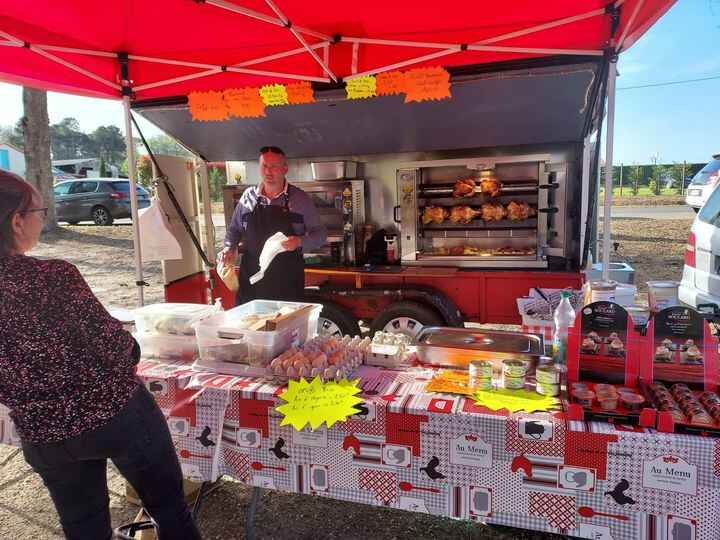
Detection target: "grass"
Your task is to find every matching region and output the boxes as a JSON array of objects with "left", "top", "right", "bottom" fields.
[{"left": 600, "top": 186, "right": 683, "bottom": 197}]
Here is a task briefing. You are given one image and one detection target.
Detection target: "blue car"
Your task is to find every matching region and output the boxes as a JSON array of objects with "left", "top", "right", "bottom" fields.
[{"left": 53, "top": 178, "right": 151, "bottom": 225}]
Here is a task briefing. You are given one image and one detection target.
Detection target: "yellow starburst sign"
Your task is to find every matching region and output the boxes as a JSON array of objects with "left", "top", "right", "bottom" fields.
[
  {"left": 276, "top": 377, "right": 364, "bottom": 431},
  {"left": 473, "top": 388, "right": 559, "bottom": 414}
]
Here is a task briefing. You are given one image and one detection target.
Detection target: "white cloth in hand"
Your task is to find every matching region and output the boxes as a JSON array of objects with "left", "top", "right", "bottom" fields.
[{"left": 249, "top": 232, "right": 289, "bottom": 285}]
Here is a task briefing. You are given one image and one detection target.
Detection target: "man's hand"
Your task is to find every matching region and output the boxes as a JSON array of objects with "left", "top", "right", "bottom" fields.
[
  {"left": 219, "top": 246, "right": 238, "bottom": 266},
  {"left": 281, "top": 236, "right": 303, "bottom": 251}
]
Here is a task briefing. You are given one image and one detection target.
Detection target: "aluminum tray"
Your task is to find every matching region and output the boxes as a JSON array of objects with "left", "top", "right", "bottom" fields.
[{"left": 415, "top": 327, "right": 544, "bottom": 371}]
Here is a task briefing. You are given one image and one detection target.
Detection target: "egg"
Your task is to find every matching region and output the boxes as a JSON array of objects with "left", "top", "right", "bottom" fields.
[
  {"left": 310, "top": 367, "right": 321, "bottom": 378},
  {"left": 293, "top": 359, "right": 308, "bottom": 371},
  {"left": 286, "top": 366, "right": 297, "bottom": 379},
  {"left": 323, "top": 366, "right": 337, "bottom": 380},
  {"left": 298, "top": 366, "right": 309, "bottom": 379},
  {"left": 269, "top": 357, "right": 283, "bottom": 370}
]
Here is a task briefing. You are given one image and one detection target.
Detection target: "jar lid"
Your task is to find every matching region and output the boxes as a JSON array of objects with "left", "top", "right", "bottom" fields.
[
  {"left": 647, "top": 281, "right": 678, "bottom": 288},
  {"left": 590, "top": 280, "right": 617, "bottom": 290}
]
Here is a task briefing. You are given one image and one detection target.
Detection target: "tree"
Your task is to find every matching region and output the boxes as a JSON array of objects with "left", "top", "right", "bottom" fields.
[
  {"left": 0, "top": 123, "right": 24, "bottom": 149},
  {"left": 136, "top": 155, "right": 154, "bottom": 188},
  {"left": 625, "top": 163, "right": 640, "bottom": 196},
  {"left": 208, "top": 164, "right": 227, "bottom": 202},
  {"left": 669, "top": 162, "right": 688, "bottom": 194},
  {"left": 648, "top": 178, "right": 659, "bottom": 196},
  {"left": 145, "top": 134, "right": 191, "bottom": 157},
  {"left": 49, "top": 117, "right": 91, "bottom": 159},
  {"left": 21, "top": 88, "right": 56, "bottom": 231},
  {"left": 89, "top": 125, "right": 125, "bottom": 166}
]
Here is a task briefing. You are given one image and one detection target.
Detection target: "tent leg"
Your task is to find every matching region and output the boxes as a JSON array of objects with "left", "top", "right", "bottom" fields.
[
  {"left": 602, "top": 58, "right": 617, "bottom": 281},
  {"left": 123, "top": 96, "right": 145, "bottom": 307}
]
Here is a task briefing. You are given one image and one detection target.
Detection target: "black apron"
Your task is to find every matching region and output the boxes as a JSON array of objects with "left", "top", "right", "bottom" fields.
[{"left": 237, "top": 192, "right": 306, "bottom": 305}]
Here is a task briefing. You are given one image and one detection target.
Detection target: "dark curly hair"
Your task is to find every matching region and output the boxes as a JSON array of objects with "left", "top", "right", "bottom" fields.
[{"left": 0, "top": 170, "right": 37, "bottom": 256}]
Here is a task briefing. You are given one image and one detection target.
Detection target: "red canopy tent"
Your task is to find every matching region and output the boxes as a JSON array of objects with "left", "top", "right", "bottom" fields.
[{"left": 0, "top": 0, "right": 676, "bottom": 304}]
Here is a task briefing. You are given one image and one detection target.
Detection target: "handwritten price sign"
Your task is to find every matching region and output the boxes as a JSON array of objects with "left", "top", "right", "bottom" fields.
[
  {"left": 346, "top": 75, "right": 377, "bottom": 100},
  {"left": 404, "top": 66, "right": 451, "bottom": 103},
  {"left": 260, "top": 84, "right": 290, "bottom": 107},
  {"left": 276, "top": 377, "right": 363, "bottom": 431},
  {"left": 474, "top": 388, "right": 559, "bottom": 413},
  {"left": 224, "top": 87, "right": 266, "bottom": 118},
  {"left": 188, "top": 91, "right": 229, "bottom": 121}
]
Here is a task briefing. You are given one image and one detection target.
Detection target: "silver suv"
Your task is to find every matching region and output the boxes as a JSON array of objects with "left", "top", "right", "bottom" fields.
[
  {"left": 53, "top": 178, "right": 150, "bottom": 225},
  {"left": 685, "top": 155, "right": 720, "bottom": 212}
]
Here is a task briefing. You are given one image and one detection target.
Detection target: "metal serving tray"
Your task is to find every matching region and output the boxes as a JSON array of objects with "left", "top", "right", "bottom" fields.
[{"left": 415, "top": 327, "right": 544, "bottom": 371}]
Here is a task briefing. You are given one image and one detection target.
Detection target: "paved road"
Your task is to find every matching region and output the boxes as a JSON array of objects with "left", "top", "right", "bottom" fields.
[{"left": 599, "top": 205, "right": 695, "bottom": 219}]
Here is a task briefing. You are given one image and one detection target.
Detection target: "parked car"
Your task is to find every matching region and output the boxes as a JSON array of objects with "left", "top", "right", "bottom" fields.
[
  {"left": 679, "top": 183, "right": 720, "bottom": 309},
  {"left": 51, "top": 167, "right": 77, "bottom": 181},
  {"left": 53, "top": 178, "right": 151, "bottom": 225},
  {"left": 684, "top": 154, "right": 720, "bottom": 212}
]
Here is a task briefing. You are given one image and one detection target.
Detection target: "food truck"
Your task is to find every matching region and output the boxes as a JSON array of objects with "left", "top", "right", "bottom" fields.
[{"left": 140, "top": 57, "right": 603, "bottom": 337}]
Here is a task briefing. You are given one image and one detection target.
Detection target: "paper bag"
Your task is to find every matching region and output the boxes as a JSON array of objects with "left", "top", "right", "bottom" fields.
[
  {"left": 249, "top": 232, "right": 288, "bottom": 285},
  {"left": 138, "top": 198, "right": 183, "bottom": 261},
  {"left": 217, "top": 254, "right": 239, "bottom": 292}
]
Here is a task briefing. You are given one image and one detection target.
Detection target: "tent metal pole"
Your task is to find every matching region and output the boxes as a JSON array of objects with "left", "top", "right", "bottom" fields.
[
  {"left": 123, "top": 96, "right": 145, "bottom": 307},
  {"left": 346, "top": 48, "right": 459, "bottom": 80},
  {"left": 602, "top": 58, "right": 618, "bottom": 281}
]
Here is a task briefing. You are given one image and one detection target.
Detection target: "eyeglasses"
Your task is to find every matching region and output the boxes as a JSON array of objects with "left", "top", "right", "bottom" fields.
[
  {"left": 23, "top": 207, "right": 49, "bottom": 219},
  {"left": 259, "top": 146, "right": 285, "bottom": 156}
]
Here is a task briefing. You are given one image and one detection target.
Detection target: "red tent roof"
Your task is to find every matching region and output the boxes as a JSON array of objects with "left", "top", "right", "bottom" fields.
[{"left": 0, "top": 0, "right": 674, "bottom": 101}]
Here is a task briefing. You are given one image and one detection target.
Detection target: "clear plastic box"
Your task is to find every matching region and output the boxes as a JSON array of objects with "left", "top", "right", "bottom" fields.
[
  {"left": 134, "top": 333, "right": 198, "bottom": 362},
  {"left": 193, "top": 300, "right": 322, "bottom": 368},
  {"left": 134, "top": 302, "right": 221, "bottom": 336}
]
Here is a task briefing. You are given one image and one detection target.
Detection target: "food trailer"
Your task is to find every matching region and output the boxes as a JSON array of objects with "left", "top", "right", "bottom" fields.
[{"left": 140, "top": 59, "right": 605, "bottom": 336}]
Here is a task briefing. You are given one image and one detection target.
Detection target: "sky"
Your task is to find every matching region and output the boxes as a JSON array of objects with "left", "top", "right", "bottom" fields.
[{"left": 0, "top": 1, "right": 718, "bottom": 165}]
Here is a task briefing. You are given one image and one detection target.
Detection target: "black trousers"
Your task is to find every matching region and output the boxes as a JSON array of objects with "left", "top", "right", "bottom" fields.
[{"left": 21, "top": 384, "right": 202, "bottom": 540}]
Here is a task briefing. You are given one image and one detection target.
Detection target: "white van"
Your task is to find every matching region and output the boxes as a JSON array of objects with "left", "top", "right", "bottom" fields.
[
  {"left": 679, "top": 183, "right": 720, "bottom": 309},
  {"left": 685, "top": 155, "right": 720, "bottom": 212}
]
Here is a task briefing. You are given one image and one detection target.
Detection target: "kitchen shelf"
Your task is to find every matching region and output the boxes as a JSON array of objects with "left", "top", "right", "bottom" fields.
[{"left": 420, "top": 218, "right": 537, "bottom": 231}]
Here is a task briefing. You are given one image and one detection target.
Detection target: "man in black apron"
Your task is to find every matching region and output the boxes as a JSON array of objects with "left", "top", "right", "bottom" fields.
[{"left": 220, "top": 146, "right": 327, "bottom": 304}]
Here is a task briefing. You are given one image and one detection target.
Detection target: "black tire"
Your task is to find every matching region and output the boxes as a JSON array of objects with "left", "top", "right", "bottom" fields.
[
  {"left": 370, "top": 300, "right": 445, "bottom": 339},
  {"left": 92, "top": 206, "right": 113, "bottom": 226},
  {"left": 318, "top": 303, "right": 361, "bottom": 337}
]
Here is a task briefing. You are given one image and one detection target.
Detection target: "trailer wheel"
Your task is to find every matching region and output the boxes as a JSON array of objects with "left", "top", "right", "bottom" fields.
[
  {"left": 370, "top": 301, "right": 445, "bottom": 341},
  {"left": 318, "top": 303, "right": 361, "bottom": 338}
]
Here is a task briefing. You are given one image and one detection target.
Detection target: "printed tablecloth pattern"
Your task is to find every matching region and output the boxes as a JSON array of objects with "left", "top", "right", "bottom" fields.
[{"left": 2, "top": 361, "right": 719, "bottom": 540}]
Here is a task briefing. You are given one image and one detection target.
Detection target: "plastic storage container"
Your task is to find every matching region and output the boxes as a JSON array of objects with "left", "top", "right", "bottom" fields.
[
  {"left": 193, "top": 300, "right": 322, "bottom": 371},
  {"left": 134, "top": 333, "right": 198, "bottom": 362},
  {"left": 135, "top": 302, "right": 221, "bottom": 336}
]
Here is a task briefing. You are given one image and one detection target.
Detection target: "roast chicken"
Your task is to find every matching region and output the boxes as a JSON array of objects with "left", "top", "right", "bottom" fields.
[
  {"left": 452, "top": 178, "right": 476, "bottom": 198},
  {"left": 452, "top": 177, "right": 501, "bottom": 198},
  {"left": 506, "top": 200, "right": 537, "bottom": 221},
  {"left": 479, "top": 177, "right": 501, "bottom": 197},
  {"left": 480, "top": 202, "right": 506, "bottom": 222},
  {"left": 449, "top": 205, "right": 481, "bottom": 224},
  {"left": 422, "top": 206, "right": 449, "bottom": 225},
  {"left": 434, "top": 245, "right": 536, "bottom": 256}
]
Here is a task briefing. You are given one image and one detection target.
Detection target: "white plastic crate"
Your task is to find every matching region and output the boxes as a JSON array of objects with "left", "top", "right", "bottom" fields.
[
  {"left": 134, "top": 302, "right": 221, "bottom": 336},
  {"left": 193, "top": 299, "right": 322, "bottom": 370},
  {"left": 134, "top": 333, "right": 198, "bottom": 362}
]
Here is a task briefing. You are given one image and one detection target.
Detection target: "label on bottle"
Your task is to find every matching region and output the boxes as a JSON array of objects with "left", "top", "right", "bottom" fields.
[{"left": 552, "top": 336, "right": 567, "bottom": 366}]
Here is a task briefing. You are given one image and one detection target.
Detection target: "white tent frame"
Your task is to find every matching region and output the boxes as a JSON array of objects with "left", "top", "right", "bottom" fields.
[{"left": 0, "top": 0, "right": 636, "bottom": 305}]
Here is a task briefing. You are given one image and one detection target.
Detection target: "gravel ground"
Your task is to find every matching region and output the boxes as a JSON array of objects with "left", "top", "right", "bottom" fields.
[
  {"left": 604, "top": 194, "right": 685, "bottom": 206},
  {"left": 601, "top": 217, "right": 692, "bottom": 291},
  {"left": 0, "top": 216, "right": 692, "bottom": 539}
]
